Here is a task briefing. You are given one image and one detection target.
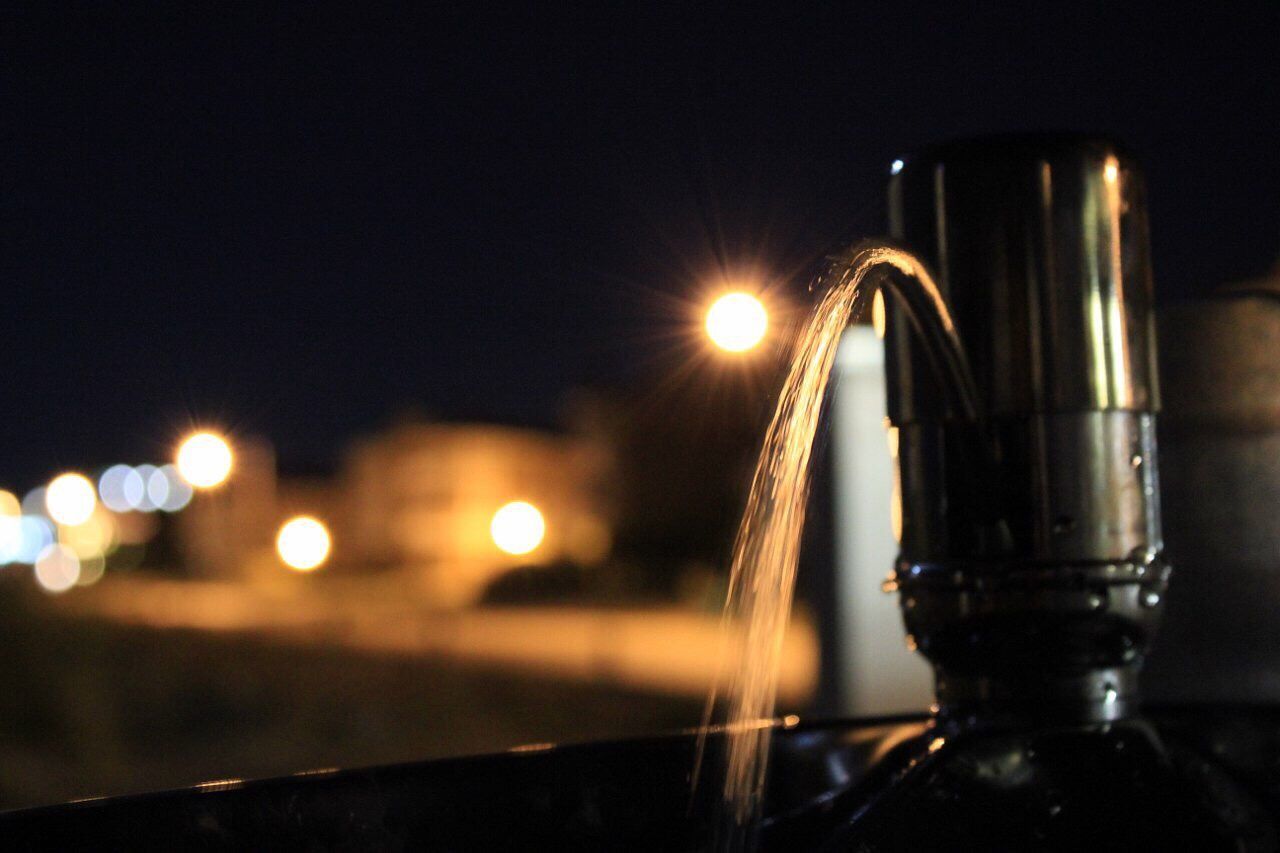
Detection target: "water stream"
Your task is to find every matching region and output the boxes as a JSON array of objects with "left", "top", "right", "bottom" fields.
[{"left": 696, "top": 240, "right": 977, "bottom": 849}]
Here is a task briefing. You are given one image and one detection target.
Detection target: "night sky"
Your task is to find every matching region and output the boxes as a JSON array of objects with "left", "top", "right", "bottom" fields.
[{"left": 5, "top": 4, "right": 1278, "bottom": 489}]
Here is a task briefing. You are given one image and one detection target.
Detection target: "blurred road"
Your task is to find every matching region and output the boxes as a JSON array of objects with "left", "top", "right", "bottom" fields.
[{"left": 49, "top": 577, "right": 818, "bottom": 703}]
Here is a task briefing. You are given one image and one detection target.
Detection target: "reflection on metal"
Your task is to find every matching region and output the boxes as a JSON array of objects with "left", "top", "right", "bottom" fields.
[{"left": 886, "top": 135, "right": 1166, "bottom": 725}]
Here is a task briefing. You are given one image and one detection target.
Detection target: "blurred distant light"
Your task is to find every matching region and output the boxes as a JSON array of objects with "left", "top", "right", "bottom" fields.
[
  {"left": 22, "top": 487, "right": 47, "bottom": 517},
  {"left": 75, "top": 554, "right": 106, "bottom": 587},
  {"left": 34, "top": 543, "right": 80, "bottom": 593},
  {"left": 490, "top": 501, "right": 546, "bottom": 556},
  {"left": 0, "top": 518, "right": 21, "bottom": 563},
  {"left": 276, "top": 516, "right": 331, "bottom": 572},
  {"left": 1104, "top": 158, "right": 1119, "bottom": 184},
  {"left": 146, "top": 466, "right": 171, "bottom": 508},
  {"left": 176, "top": 432, "right": 233, "bottom": 489},
  {"left": 12, "top": 516, "right": 55, "bottom": 564},
  {"left": 0, "top": 491, "right": 20, "bottom": 560},
  {"left": 59, "top": 508, "right": 118, "bottom": 560},
  {"left": 872, "top": 289, "right": 887, "bottom": 340},
  {"left": 46, "top": 473, "right": 97, "bottom": 526},
  {"left": 706, "top": 292, "right": 769, "bottom": 353},
  {"left": 156, "top": 464, "right": 193, "bottom": 512},
  {"left": 890, "top": 158, "right": 905, "bottom": 175},
  {"left": 125, "top": 465, "right": 154, "bottom": 511},
  {"left": 99, "top": 464, "right": 138, "bottom": 513}
]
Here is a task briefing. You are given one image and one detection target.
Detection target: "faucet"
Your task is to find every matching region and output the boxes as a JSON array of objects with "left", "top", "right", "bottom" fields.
[{"left": 884, "top": 135, "right": 1166, "bottom": 727}]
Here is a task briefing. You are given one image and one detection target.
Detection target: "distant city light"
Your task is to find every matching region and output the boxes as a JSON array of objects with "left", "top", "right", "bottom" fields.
[
  {"left": 75, "top": 554, "right": 106, "bottom": 587},
  {"left": 45, "top": 473, "right": 97, "bottom": 526},
  {"left": 99, "top": 464, "right": 138, "bottom": 513},
  {"left": 131, "top": 465, "right": 160, "bottom": 511},
  {"left": 22, "top": 487, "right": 47, "bottom": 517},
  {"left": 146, "top": 465, "right": 171, "bottom": 508},
  {"left": 10, "top": 517, "right": 55, "bottom": 564},
  {"left": 891, "top": 158, "right": 905, "bottom": 175},
  {"left": 59, "top": 509, "right": 117, "bottom": 560},
  {"left": 34, "top": 543, "right": 80, "bottom": 593},
  {"left": 706, "top": 292, "right": 769, "bottom": 353},
  {"left": 276, "top": 516, "right": 331, "bottom": 571},
  {"left": 0, "top": 494, "right": 22, "bottom": 563},
  {"left": 156, "top": 465, "right": 194, "bottom": 512},
  {"left": 490, "top": 501, "right": 546, "bottom": 556},
  {"left": 176, "top": 432, "right": 233, "bottom": 489}
]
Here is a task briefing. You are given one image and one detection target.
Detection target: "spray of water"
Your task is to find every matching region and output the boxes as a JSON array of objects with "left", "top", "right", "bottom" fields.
[{"left": 695, "top": 240, "right": 976, "bottom": 848}]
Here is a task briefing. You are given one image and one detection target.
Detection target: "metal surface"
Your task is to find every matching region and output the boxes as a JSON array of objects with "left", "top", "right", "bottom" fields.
[
  {"left": 2, "top": 710, "right": 1276, "bottom": 850},
  {"left": 883, "top": 135, "right": 1166, "bottom": 724}
]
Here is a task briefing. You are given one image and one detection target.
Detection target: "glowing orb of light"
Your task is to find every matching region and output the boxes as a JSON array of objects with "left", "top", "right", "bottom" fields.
[
  {"left": 490, "top": 501, "right": 546, "bottom": 556},
  {"left": 34, "top": 543, "right": 81, "bottom": 593},
  {"left": 131, "top": 465, "right": 160, "bottom": 511},
  {"left": 11, "top": 517, "right": 55, "bottom": 564},
  {"left": 176, "top": 432, "right": 233, "bottom": 489},
  {"left": 705, "top": 292, "right": 769, "bottom": 353},
  {"left": 45, "top": 473, "right": 97, "bottom": 527},
  {"left": 276, "top": 516, "right": 331, "bottom": 572},
  {"left": 98, "top": 465, "right": 138, "bottom": 513}
]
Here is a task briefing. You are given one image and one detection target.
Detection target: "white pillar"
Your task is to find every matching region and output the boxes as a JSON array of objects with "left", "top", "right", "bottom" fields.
[{"left": 830, "top": 327, "right": 932, "bottom": 715}]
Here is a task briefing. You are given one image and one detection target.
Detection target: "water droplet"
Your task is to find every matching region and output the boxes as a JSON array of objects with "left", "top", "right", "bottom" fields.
[
  {"left": 1131, "top": 454, "right": 1143, "bottom": 468},
  {"left": 1048, "top": 803, "right": 1062, "bottom": 817},
  {"left": 1103, "top": 682, "right": 1118, "bottom": 705},
  {"left": 904, "top": 597, "right": 917, "bottom": 610},
  {"left": 905, "top": 634, "right": 918, "bottom": 651},
  {"left": 1129, "top": 544, "right": 1158, "bottom": 568},
  {"left": 881, "top": 578, "right": 899, "bottom": 594},
  {"left": 1141, "top": 589, "right": 1162, "bottom": 608},
  {"left": 1087, "top": 592, "right": 1105, "bottom": 610}
]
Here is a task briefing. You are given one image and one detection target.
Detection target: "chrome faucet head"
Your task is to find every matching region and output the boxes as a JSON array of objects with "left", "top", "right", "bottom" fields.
[{"left": 884, "top": 134, "right": 1165, "bottom": 725}]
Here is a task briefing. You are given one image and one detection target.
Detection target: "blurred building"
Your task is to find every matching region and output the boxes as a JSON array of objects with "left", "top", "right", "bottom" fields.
[
  {"left": 176, "top": 420, "right": 612, "bottom": 607},
  {"left": 344, "top": 421, "right": 611, "bottom": 606}
]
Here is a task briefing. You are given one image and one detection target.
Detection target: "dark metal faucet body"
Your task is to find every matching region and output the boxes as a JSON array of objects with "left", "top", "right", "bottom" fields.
[{"left": 885, "top": 136, "right": 1167, "bottom": 724}]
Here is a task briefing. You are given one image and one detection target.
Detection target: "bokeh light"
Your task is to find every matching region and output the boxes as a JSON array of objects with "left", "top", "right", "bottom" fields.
[
  {"left": 45, "top": 473, "right": 97, "bottom": 526},
  {"left": 176, "top": 432, "right": 233, "bottom": 489},
  {"left": 59, "top": 508, "right": 118, "bottom": 561},
  {"left": 12, "top": 516, "right": 55, "bottom": 564},
  {"left": 0, "top": 493, "right": 22, "bottom": 564},
  {"left": 128, "top": 465, "right": 157, "bottom": 511},
  {"left": 98, "top": 464, "right": 137, "bottom": 513},
  {"left": 22, "top": 487, "right": 47, "bottom": 517},
  {"left": 34, "top": 543, "right": 80, "bottom": 593},
  {"left": 156, "top": 464, "right": 194, "bottom": 512},
  {"left": 490, "top": 501, "right": 546, "bottom": 556},
  {"left": 276, "top": 516, "right": 331, "bottom": 571},
  {"left": 705, "top": 292, "right": 769, "bottom": 352}
]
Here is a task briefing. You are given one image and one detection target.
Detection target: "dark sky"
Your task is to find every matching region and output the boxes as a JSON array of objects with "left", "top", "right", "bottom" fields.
[{"left": 4, "top": 4, "right": 1278, "bottom": 488}]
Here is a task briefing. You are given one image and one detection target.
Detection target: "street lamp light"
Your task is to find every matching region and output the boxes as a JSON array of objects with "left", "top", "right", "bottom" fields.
[
  {"left": 176, "top": 431, "right": 233, "bottom": 489},
  {"left": 706, "top": 292, "right": 769, "bottom": 353}
]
